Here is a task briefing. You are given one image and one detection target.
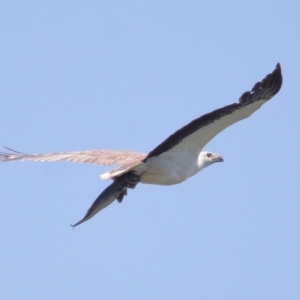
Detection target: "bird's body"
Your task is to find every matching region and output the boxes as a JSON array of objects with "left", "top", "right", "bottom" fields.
[
  {"left": 138, "top": 151, "right": 222, "bottom": 185},
  {"left": 0, "top": 64, "right": 283, "bottom": 227},
  {"left": 140, "top": 155, "right": 196, "bottom": 185}
]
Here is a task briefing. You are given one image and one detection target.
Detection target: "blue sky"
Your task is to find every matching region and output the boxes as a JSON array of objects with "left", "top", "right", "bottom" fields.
[{"left": 1, "top": 1, "right": 300, "bottom": 299}]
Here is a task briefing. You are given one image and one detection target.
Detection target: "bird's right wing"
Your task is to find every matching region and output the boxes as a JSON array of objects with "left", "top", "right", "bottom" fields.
[{"left": 0, "top": 147, "right": 147, "bottom": 167}]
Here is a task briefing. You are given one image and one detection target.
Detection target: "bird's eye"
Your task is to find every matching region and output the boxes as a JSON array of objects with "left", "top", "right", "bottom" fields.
[{"left": 206, "top": 153, "right": 212, "bottom": 158}]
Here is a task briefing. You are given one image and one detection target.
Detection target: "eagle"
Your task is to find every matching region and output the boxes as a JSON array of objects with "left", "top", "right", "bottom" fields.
[{"left": 0, "top": 63, "right": 283, "bottom": 227}]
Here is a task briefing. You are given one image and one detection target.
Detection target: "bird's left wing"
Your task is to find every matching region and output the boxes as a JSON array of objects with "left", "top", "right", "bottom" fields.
[
  {"left": 0, "top": 147, "right": 147, "bottom": 167},
  {"left": 146, "top": 63, "right": 283, "bottom": 160},
  {"left": 99, "top": 64, "right": 283, "bottom": 180}
]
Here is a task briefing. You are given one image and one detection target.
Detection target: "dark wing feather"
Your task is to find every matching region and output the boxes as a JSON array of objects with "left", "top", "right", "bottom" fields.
[{"left": 146, "top": 63, "right": 282, "bottom": 159}]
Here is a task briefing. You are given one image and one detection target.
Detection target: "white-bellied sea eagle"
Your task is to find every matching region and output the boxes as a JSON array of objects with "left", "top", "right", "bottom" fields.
[{"left": 0, "top": 64, "right": 283, "bottom": 227}]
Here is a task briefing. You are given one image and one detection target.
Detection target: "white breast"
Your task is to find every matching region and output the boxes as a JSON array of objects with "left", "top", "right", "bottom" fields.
[{"left": 140, "top": 154, "right": 200, "bottom": 185}]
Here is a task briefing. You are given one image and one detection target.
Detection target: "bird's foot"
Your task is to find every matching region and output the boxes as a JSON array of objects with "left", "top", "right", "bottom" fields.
[
  {"left": 116, "top": 189, "right": 127, "bottom": 203},
  {"left": 123, "top": 171, "right": 141, "bottom": 189},
  {"left": 116, "top": 171, "right": 141, "bottom": 203}
]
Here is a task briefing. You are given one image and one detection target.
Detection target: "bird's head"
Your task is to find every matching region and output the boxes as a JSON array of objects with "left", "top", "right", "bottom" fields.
[{"left": 198, "top": 151, "right": 224, "bottom": 169}]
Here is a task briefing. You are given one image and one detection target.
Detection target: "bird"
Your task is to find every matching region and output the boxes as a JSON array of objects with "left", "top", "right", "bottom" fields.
[{"left": 0, "top": 63, "right": 282, "bottom": 227}]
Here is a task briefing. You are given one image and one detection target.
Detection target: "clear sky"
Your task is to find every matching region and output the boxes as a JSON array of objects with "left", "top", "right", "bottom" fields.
[{"left": 1, "top": 1, "right": 300, "bottom": 299}]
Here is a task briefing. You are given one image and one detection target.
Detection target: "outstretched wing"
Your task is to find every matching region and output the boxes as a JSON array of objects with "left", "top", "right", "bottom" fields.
[
  {"left": 146, "top": 63, "right": 282, "bottom": 160},
  {"left": 101, "top": 63, "right": 283, "bottom": 180},
  {"left": 2, "top": 64, "right": 282, "bottom": 180},
  {"left": 0, "top": 147, "right": 147, "bottom": 167}
]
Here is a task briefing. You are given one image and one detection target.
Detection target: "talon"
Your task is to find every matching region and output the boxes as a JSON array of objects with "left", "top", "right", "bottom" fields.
[
  {"left": 124, "top": 171, "right": 141, "bottom": 189},
  {"left": 116, "top": 189, "right": 127, "bottom": 203}
]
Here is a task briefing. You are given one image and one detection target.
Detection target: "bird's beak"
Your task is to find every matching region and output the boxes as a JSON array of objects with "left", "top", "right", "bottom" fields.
[{"left": 214, "top": 155, "right": 224, "bottom": 162}]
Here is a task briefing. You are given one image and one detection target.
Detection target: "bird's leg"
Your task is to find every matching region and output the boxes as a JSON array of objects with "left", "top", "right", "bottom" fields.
[
  {"left": 116, "top": 189, "right": 127, "bottom": 203},
  {"left": 123, "top": 171, "right": 141, "bottom": 189},
  {"left": 116, "top": 172, "right": 141, "bottom": 203}
]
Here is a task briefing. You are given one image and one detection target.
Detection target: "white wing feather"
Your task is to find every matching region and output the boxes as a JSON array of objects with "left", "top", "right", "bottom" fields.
[
  {"left": 161, "top": 100, "right": 266, "bottom": 161},
  {"left": 0, "top": 148, "right": 146, "bottom": 167}
]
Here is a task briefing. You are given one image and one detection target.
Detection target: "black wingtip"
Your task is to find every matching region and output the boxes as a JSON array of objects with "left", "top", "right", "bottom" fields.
[
  {"left": 272, "top": 62, "right": 283, "bottom": 94},
  {"left": 276, "top": 62, "right": 281, "bottom": 70},
  {"left": 274, "top": 63, "right": 282, "bottom": 77},
  {"left": 240, "top": 63, "right": 282, "bottom": 104}
]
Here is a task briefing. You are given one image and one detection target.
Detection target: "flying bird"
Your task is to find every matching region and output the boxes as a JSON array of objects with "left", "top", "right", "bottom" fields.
[{"left": 0, "top": 64, "right": 283, "bottom": 227}]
